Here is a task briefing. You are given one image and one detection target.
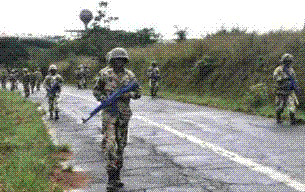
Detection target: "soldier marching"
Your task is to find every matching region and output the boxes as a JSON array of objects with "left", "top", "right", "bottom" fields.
[
  {"left": 93, "top": 47, "right": 141, "bottom": 191},
  {"left": 22, "top": 68, "right": 31, "bottom": 98},
  {"left": 43, "top": 64, "right": 64, "bottom": 121},
  {"left": 273, "top": 53, "right": 300, "bottom": 125},
  {"left": 147, "top": 61, "right": 160, "bottom": 97}
]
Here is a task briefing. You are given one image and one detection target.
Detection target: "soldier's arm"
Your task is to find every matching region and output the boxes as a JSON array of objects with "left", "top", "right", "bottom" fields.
[
  {"left": 273, "top": 67, "right": 283, "bottom": 82},
  {"left": 128, "top": 75, "right": 142, "bottom": 100},
  {"left": 43, "top": 76, "right": 51, "bottom": 89},
  {"left": 93, "top": 74, "right": 106, "bottom": 101}
]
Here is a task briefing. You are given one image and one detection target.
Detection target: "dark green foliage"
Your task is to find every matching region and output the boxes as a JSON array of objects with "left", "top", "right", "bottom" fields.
[{"left": 0, "top": 37, "right": 30, "bottom": 67}]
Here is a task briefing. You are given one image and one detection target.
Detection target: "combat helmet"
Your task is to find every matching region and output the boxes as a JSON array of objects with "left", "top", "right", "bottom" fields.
[
  {"left": 109, "top": 48, "right": 129, "bottom": 62},
  {"left": 48, "top": 64, "right": 58, "bottom": 71},
  {"left": 280, "top": 53, "right": 294, "bottom": 64},
  {"left": 151, "top": 60, "right": 157, "bottom": 67},
  {"left": 106, "top": 52, "right": 111, "bottom": 64},
  {"left": 23, "top": 68, "right": 29, "bottom": 72}
]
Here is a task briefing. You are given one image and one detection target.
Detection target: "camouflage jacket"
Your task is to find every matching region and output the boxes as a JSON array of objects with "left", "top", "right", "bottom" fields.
[
  {"left": 34, "top": 71, "right": 43, "bottom": 81},
  {"left": 93, "top": 67, "right": 141, "bottom": 115},
  {"left": 22, "top": 73, "right": 31, "bottom": 86},
  {"left": 43, "top": 74, "right": 64, "bottom": 95},
  {"left": 8, "top": 73, "right": 18, "bottom": 81},
  {"left": 273, "top": 65, "right": 297, "bottom": 95},
  {"left": 147, "top": 67, "right": 160, "bottom": 81}
]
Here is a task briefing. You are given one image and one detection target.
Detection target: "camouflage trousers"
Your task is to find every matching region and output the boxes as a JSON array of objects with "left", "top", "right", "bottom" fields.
[
  {"left": 275, "top": 93, "right": 296, "bottom": 114},
  {"left": 101, "top": 111, "right": 130, "bottom": 171},
  {"left": 48, "top": 95, "right": 60, "bottom": 112},
  {"left": 149, "top": 79, "right": 159, "bottom": 88},
  {"left": 23, "top": 84, "right": 30, "bottom": 98},
  {"left": 36, "top": 80, "right": 42, "bottom": 91},
  {"left": 30, "top": 81, "right": 36, "bottom": 92}
]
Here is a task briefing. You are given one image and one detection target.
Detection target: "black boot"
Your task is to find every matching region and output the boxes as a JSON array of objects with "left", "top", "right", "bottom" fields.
[
  {"left": 290, "top": 112, "right": 296, "bottom": 125},
  {"left": 55, "top": 111, "right": 59, "bottom": 121},
  {"left": 114, "top": 169, "right": 124, "bottom": 188},
  {"left": 276, "top": 111, "right": 283, "bottom": 124},
  {"left": 107, "top": 170, "right": 118, "bottom": 191}
]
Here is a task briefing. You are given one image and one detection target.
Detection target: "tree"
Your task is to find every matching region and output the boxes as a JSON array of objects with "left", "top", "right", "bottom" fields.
[
  {"left": 91, "top": 1, "right": 119, "bottom": 30},
  {"left": 174, "top": 25, "right": 188, "bottom": 42},
  {"left": 0, "top": 37, "right": 30, "bottom": 68},
  {"left": 136, "top": 28, "right": 161, "bottom": 46}
]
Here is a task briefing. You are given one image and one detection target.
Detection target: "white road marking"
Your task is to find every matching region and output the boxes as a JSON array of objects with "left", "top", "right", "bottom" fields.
[
  {"left": 62, "top": 92, "right": 305, "bottom": 191},
  {"left": 178, "top": 119, "right": 212, "bottom": 132},
  {"left": 134, "top": 115, "right": 305, "bottom": 192}
]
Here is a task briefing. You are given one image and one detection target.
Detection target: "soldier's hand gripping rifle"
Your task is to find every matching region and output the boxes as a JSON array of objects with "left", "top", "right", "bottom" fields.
[
  {"left": 46, "top": 81, "right": 60, "bottom": 97},
  {"left": 283, "top": 66, "right": 300, "bottom": 105},
  {"left": 82, "top": 80, "right": 139, "bottom": 124},
  {"left": 283, "top": 66, "right": 300, "bottom": 94}
]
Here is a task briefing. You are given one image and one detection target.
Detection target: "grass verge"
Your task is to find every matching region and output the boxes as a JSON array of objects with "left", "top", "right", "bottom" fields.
[{"left": 0, "top": 89, "right": 66, "bottom": 192}]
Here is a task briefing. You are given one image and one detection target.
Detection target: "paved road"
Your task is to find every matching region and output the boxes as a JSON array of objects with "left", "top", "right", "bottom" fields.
[{"left": 14, "top": 82, "right": 305, "bottom": 192}]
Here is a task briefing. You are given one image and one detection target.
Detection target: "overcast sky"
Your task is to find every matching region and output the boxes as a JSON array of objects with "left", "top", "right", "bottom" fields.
[{"left": 1, "top": 0, "right": 304, "bottom": 39}]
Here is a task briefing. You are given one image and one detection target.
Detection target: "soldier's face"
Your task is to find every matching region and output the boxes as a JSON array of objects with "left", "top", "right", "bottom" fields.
[{"left": 112, "top": 58, "right": 127, "bottom": 70}]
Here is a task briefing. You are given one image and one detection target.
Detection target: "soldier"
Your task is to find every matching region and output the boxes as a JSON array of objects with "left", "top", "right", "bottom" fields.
[
  {"left": 273, "top": 53, "right": 299, "bottom": 125},
  {"left": 22, "top": 68, "right": 31, "bottom": 98},
  {"left": 83, "top": 65, "right": 90, "bottom": 88},
  {"left": 34, "top": 67, "right": 43, "bottom": 91},
  {"left": 0, "top": 68, "right": 8, "bottom": 89},
  {"left": 43, "top": 64, "right": 64, "bottom": 120},
  {"left": 8, "top": 69, "right": 18, "bottom": 91},
  {"left": 93, "top": 48, "right": 141, "bottom": 190},
  {"left": 30, "top": 70, "right": 37, "bottom": 93},
  {"left": 147, "top": 61, "right": 160, "bottom": 97},
  {"left": 76, "top": 64, "right": 86, "bottom": 89}
]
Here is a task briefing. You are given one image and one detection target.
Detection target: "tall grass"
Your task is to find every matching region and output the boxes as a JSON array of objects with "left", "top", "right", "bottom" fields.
[{"left": 0, "top": 89, "right": 62, "bottom": 191}]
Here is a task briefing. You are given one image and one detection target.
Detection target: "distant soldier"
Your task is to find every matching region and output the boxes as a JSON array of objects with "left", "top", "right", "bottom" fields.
[
  {"left": 75, "top": 64, "right": 86, "bottom": 89},
  {"left": 43, "top": 64, "right": 64, "bottom": 120},
  {"left": 8, "top": 69, "right": 18, "bottom": 91},
  {"left": 147, "top": 61, "right": 160, "bottom": 97},
  {"left": 273, "top": 53, "right": 300, "bottom": 125},
  {"left": 93, "top": 48, "right": 141, "bottom": 190},
  {"left": 34, "top": 67, "right": 43, "bottom": 91},
  {"left": 22, "top": 68, "right": 31, "bottom": 98},
  {"left": 29, "top": 70, "right": 37, "bottom": 93},
  {"left": 0, "top": 68, "right": 9, "bottom": 89}
]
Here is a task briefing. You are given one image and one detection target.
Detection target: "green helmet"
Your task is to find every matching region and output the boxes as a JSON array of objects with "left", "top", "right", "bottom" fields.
[
  {"left": 48, "top": 64, "right": 58, "bottom": 71},
  {"left": 280, "top": 53, "right": 294, "bottom": 63},
  {"left": 151, "top": 60, "right": 157, "bottom": 66},
  {"left": 106, "top": 52, "right": 111, "bottom": 64},
  {"left": 109, "top": 47, "right": 129, "bottom": 62}
]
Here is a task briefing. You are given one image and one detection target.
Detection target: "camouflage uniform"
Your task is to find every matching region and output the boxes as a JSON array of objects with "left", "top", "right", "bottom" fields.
[
  {"left": 8, "top": 69, "right": 18, "bottom": 91},
  {"left": 0, "top": 68, "right": 8, "bottom": 89},
  {"left": 147, "top": 62, "right": 160, "bottom": 97},
  {"left": 273, "top": 53, "right": 298, "bottom": 125},
  {"left": 22, "top": 69, "right": 31, "bottom": 98},
  {"left": 43, "top": 65, "right": 64, "bottom": 120},
  {"left": 34, "top": 69, "right": 43, "bottom": 91},
  {"left": 30, "top": 71, "right": 37, "bottom": 93},
  {"left": 93, "top": 48, "right": 141, "bottom": 190}
]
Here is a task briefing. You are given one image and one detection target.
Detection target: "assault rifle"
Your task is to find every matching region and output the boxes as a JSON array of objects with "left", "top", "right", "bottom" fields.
[
  {"left": 283, "top": 65, "right": 300, "bottom": 94},
  {"left": 82, "top": 80, "right": 139, "bottom": 124},
  {"left": 46, "top": 81, "right": 60, "bottom": 97}
]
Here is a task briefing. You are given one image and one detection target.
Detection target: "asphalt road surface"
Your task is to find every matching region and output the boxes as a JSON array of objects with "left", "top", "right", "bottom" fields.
[{"left": 10, "top": 82, "right": 305, "bottom": 192}]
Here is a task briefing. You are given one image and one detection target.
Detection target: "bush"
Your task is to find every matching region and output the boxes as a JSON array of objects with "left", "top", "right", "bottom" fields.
[{"left": 242, "top": 83, "right": 271, "bottom": 109}]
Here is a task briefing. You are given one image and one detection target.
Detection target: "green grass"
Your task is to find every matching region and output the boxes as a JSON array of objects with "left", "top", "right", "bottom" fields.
[
  {"left": 141, "top": 83, "right": 305, "bottom": 123},
  {"left": 0, "top": 89, "right": 63, "bottom": 192}
]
